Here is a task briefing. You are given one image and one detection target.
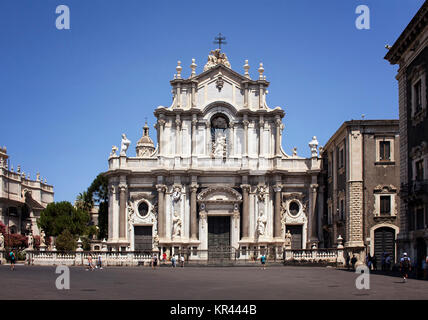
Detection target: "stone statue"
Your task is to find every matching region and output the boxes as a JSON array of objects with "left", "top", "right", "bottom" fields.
[
  {"left": 0, "top": 232, "right": 4, "bottom": 249},
  {"left": 110, "top": 145, "right": 118, "bottom": 157},
  {"left": 204, "top": 49, "right": 232, "bottom": 71},
  {"left": 120, "top": 134, "right": 131, "bottom": 156},
  {"left": 28, "top": 233, "right": 34, "bottom": 250},
  {"left": 284, "top": 230, "right": 292, "bottom": 247},
  {"left": 213, "top": 133, "right": 226, "bottom": 158},
  {"left": 257, "top": 211, "right": 267, "bottom": 236},
  {"left": 40, "top": 231, "right": 46, "bottom": 248},
  {"left": 172, "top": 211, "right": 182, "bottom": 238}
]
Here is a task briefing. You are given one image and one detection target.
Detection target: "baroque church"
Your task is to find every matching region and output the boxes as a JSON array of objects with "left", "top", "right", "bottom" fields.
[{"left": 105, "top": 49, "right": 324, "bottom": 259}]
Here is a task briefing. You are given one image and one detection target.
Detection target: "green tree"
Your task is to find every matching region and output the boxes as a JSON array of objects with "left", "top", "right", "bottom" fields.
[
  {"left": 55, "top": 229, "right": 77, "bottom": 252},
  {"left": 37, "top": 201, "right": 90, "bottom": 237},
  {"left": 86, "top": 173, "right": 109, "bottom": 239}
]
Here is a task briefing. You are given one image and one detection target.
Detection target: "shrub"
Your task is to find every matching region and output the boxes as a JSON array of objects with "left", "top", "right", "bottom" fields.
[{"left": 5, "top": 233, "right": 28, "bottom": 250}]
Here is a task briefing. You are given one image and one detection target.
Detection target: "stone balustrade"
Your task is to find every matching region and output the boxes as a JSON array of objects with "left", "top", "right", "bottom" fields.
[{"left": 20, "top": 248, "right": 344, "bottom": 266}]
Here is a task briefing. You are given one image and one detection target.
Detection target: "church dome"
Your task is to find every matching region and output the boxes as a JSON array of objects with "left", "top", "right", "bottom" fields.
[{"left": 136, "top": 123, "right": 155, "bottom": 157}]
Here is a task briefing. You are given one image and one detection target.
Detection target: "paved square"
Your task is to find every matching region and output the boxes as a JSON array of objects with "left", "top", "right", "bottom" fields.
[{"left": 1, "top": 265, "right": 428, "bottom": 300}]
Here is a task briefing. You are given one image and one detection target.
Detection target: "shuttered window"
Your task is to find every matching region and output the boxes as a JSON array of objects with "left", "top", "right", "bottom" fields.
[
  {"left": 380, "top": 196, "right": 391, "bottom": 215},
  {"left": 379, "top": 141, "right": 391, "bottom": 161}
]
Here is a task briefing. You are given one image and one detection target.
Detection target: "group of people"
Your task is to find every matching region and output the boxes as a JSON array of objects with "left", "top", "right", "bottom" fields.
[
  {"left": 86, "top": 253, "right": 103, "bottom": 271},
  {"left": 151, "top": 252, "right": 185, "bottom": 269}
]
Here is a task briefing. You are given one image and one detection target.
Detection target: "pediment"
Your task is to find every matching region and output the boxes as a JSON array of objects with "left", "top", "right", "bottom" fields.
[{"left": 197, "top": 186, "right": 242, "bottom": 202}]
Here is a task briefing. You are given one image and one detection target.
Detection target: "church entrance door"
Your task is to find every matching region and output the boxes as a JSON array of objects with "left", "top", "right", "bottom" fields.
[
  {"left": 208, "top": 216, "right": 231, "bottom": 260},
  {"left": 286, "top": 225, "right": 303, "bottom": 250},
  {"left": 134, "top": 226, "right": 152, "bottom": 252}
]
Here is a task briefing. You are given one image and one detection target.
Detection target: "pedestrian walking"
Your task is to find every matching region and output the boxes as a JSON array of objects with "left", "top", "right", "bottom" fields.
[
  {"left": 162, "top": 252, "right": 167, "bottom": 264},
  {"left": 9, "top": 250, "right": 15, "bottom": 271},
  {"left": 171, "top": 255, "right": 176, "bottom": 268},
  {"left": 372, "top": 255, "right": 377, "bottom": 271},
  {"left": 385, "top": 254, "right": 392, "bottom": 271},
  {"left": 366, "top": 253, "right": 372, "bottom": 270},
  {"left": 424, "top": 256, "right": 428, "bottom": 280},
  {"left": 180, "top": 255, "right": 185, "bottom": 267},
  {"left": 152, "top": 254, "right": 158, "bottom": 269},
  {"left": 346, "top": 254, "right": 351, "bottom": 270},
  {"left": 381, "top": 252, "right": 386, "bottom": 271},
  {"left": 351, "top": 254, "right": 357, "bottom": 271},
  {"left": 97, "top": 254, "right": 103, "bottom": 270},
  {"left": 260, "top": 254, "right": 267, "bottom": 270},
  {"left": 400, "top": 252, "right": 411, "bottom": 283},
  {"left": 87, "top": 253, "right": 94, "bottom": 271}
]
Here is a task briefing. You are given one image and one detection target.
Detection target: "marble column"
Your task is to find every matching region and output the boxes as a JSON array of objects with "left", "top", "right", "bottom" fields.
[
  {"left": 274, "top": 184, "right": 282, "bottom": 238},
  {"left": 191, "top": 116, "right": 197, "bottom": 157},
  {"left": 309, "top": 183, "right": 319, "bottom": 246},
  {"left": 158, "top": 119, "right": 165, "bottom": 156},
  {"left": 243, "top": 119, "right": 249, "bottom": 157},
  {"left": 190, "top": 184, "right": 198, "bottom": 239},
  {"left": 119, "top": 184, "right": 127, "bottom": 239},
  {"left": 156, "top": 184, "right": 166, "bottom": 238},
  {"left": 275, "top": 116, "right": 281, "bottom": 156},
  {"left": 241, "top": 184, "right": 251, "bottom": 239}
]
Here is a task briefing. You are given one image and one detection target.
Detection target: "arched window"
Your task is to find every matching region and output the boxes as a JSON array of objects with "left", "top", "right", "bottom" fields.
[{"left": 138, "top": 201, "right": 149, "bottom": 217}]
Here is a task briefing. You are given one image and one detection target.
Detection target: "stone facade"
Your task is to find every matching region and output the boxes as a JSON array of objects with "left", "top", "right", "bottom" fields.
[
  {"left": 0, "top": 146, "right": 54, "bottom": 237},
  {"left": 321, "top": 120, "right": 400, "bottom": 264},
  {"left": 104, "top": 50, "right": 323, "bottom": 259},
  {"left": 385, "top": 0, "right": 428, "bottom": 273}
]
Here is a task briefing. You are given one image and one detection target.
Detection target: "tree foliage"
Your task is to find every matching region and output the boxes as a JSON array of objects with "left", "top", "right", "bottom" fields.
[
  {"left": 85, "top": 173, "right": 109, "bottom": 239},
  {"left": 38, "top": 201, "right": 90, "bottom": 237},
  {"left": 55, "top": 229, "right": 77, "bottom": 252}
]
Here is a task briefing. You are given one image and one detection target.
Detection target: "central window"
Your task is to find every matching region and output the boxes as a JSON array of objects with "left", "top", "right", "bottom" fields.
[
  {"left": 380, "top": 196, "right": 391, "bottom": 215},
  {"left": 289, "top": 201, "right": 300, "bottom": 216},
  {"left": 379, "top": 141, "right": 391, "bottom": 161}
]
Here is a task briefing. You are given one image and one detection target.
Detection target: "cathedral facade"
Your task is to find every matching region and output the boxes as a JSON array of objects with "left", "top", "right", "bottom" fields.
[{"left": 105, "top": 50, "right": 324, "bottom": 259}]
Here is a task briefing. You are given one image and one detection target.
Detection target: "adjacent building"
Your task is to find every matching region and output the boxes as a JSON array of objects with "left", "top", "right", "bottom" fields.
[
  {"left": 0, "top": 146, "right": 54, "bottom": 236},
  {"left": 321, "top": 121, "right": 400, "bottom": 263},
  {"left": 385, "top": 0, "right": 428, "bottom": 269}
]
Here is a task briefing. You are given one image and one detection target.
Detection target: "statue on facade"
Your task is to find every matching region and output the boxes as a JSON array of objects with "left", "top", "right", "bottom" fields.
[
  {"left": 204, "top": 49, "right": 232, "bottom": 71},
  {"left": 172, "top": 211, "right": 182, "bottom": 238},
  {"left": 110, "top": 145, "right": 118, "bottom": 157},
  {"left": 40, "top": 231, "right": 46, "bottom": 248},
  {"left": 284, "top": 230, "right": 292, "bottom": 248},
  {"left": 0, "top": 232, "right": 4, "bottom": 249},
  {"left": 257, "top": 211, "right": 267, "bottom": 236},
  {"left": 28, "top": 233, "right": 34, "bottom": 250},
  {"left": 120, "top": 134, "right": 131, "bottom": 156},
  {"left": 213, "top": 132, "right": 226, "bottom": 158}
]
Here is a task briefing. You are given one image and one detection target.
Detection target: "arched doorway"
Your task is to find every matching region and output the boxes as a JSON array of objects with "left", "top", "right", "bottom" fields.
[{"left": 374, "top": 227, "right": 395, "bottom": 265}]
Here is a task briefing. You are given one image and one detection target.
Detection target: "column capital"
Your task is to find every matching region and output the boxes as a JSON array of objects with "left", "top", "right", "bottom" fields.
[
  {"left": 190, "top": 184, "right": 199, "bottom": 193},
  {"left": 273, "top": 184, "right": 282, "bottom": 193},
  {"left": 118, "top": 184, "right": 128, "bottom": 192},
  {"left": 310, "top": 183, "right": 319, "bottom": 192},
  {"left": 240, "top": 184, "right": 251, "bottom": 192},
  {"left": 243, "top": 120, "right": 249, "bottom": 127},
  {"left": 156, "top": 184, "right": 167, "bottom": 193},
  {"left": 158, "top": 119, "right": 166, "bottom": 127}
]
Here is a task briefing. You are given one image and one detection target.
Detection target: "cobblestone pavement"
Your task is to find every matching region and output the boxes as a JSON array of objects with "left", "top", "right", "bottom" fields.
[{"left": 1, "top": 264, "right": 428, "bottom": 300}]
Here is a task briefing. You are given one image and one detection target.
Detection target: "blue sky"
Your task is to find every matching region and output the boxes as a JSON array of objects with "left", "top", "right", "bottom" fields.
[{"left": 0, "top": 0, "right": 424, "bottom": 202}]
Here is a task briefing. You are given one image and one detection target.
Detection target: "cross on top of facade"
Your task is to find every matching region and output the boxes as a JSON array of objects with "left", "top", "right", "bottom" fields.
[{"left": 213, "top": 33, "right": 227, "bottom": 51}]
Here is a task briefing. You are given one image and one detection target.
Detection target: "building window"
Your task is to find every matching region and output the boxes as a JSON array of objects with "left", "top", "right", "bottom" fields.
[
  {"left": 416, "top": 159, "right": 424, "bottom": 181},
  {"left": 379, "top": 141, "right": 391, "bottom": 161},
  {"left": 380, "top": 196, "right": 391, "bottom": 215},
  {"left": 339, "top": 148, "right": 344, "bottom": 169},
  {"left": 414, "top": 80, "right": 422, "bottom": 113},
  {"left": 416, "top": 207, "right": 425, "bottom": 230},
  {"left": 340, "top": 199, "right": 345, "bottom": 220},
  {"left": 328, "top": 205, "right": 332, "bottom": 225}
]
